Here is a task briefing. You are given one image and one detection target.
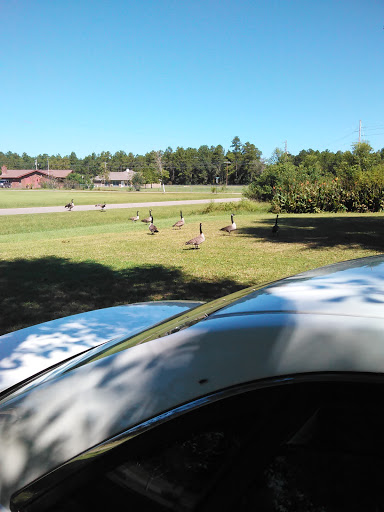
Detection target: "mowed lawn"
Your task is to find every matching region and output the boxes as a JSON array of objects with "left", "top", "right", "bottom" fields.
[
  {"left": 0, "top": 186, "right": 242, "bottom": 208},
  {"left": 1, "top": 200, "right": 384, "bottom": 334}
]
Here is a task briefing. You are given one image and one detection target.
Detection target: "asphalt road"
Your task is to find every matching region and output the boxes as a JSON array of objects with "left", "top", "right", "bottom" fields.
[{"left": 0, "top": 197, "right": 242, "bottom": 216}]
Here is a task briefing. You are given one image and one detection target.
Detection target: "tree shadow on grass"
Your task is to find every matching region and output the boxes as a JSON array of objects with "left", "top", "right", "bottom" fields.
[
  {"left": 0, "top": 257, "right": 245, "bottom": 335},
  {"left": 237, "top": 215, "right": 384, "bottom": 252}
]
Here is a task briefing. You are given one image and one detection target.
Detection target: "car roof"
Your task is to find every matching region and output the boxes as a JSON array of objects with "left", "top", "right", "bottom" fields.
[{"left": 1, "top": 255, "right": 384, "bottom": 508}]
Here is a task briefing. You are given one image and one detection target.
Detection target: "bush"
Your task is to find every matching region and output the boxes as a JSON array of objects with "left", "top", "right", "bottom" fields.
[
  {"left": 244, "top": 182, "right": 274, "bottom": 202},
  {"left": 245, "top": 161, "right": 384, "bottom": 214},
  {"left": 243, "top": 161, "right": 316, "bottom": 202},
  {"left": 132, "top": 172, "right": 144, "bottom": 191},
  {"left": 200, "top": 199, "right": 269, "bottom": 214},
  {"left": 271, "top": 175, "right": 384, "bottom": 213}
]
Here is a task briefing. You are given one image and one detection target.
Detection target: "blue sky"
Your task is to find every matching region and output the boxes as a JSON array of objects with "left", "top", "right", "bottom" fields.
[{"left": 1, "top": 0, "right": 383, "bottom": 160}]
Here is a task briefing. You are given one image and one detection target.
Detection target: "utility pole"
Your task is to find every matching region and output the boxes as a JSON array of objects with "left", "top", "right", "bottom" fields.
[
  {"left": 359, "top": 120, "right": 362, "bottom": 143},
  {"left": 284, "top": 140, "right": 288, "bottom": 154},
  {"left": 47, "top": 157, "right": 49, "bottom": 176}
]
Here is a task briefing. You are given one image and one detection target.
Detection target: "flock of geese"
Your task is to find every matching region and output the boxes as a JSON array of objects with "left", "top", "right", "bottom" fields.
[
  {"left": 128, "top": 209, "right": 237, "bottom": 249},
  {"left": 64, "top": 199, "right": 279, "bottom": 249},
  {"left": 65, "top": 200, "right": 106, "bottom": 212}
]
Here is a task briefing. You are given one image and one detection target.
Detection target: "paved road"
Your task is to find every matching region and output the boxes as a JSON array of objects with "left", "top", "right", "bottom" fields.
[{"left": 0, "top": 197, "right": 242, "bottom": 216}]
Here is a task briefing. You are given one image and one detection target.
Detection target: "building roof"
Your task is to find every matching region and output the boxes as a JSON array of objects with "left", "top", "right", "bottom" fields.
[
  {"left": 45, "top": 170, "right": 73, "bottom": 178},
  {"left": 1, "top": 169, "right": 73, "bottom": 179},
  {"left": 94, "top": 169, "right": 135, "bottom": 181}
]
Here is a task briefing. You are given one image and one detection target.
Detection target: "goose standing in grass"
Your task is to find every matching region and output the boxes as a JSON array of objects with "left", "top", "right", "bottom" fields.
[
  {"left": 220, "top": 214, "right": 236, "bottom": 235},
  {"left": 149, "top": 215, "right": 159, "bottom": 235},
  {"left": 173, "top": 210, "right": 185, "bottom": 229},
  {"left": 141, "top": 209, "right": 152, "bottom": 223},
  {"left": 272, "top": 214, "right": 279, "bottom": 236},
  {"left": 95, "top": 203, "right": 106, "bottom": 211},
  {"left": 185, "top": 223, "right": 205, "bottom": 249},
  {"left": 130, "top": 211, "right": 139, "bottom": 221},
  {"left": 64, "top": 199, "right": 74, "bottom": 211}
]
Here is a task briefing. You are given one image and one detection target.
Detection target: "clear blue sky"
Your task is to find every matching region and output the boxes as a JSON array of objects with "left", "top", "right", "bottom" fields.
[{"left": 1, "top": 0, "right": 383, "bottom": 160}]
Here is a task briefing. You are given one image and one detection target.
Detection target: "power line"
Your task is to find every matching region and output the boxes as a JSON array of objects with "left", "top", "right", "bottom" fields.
[
  {"left": 324, "top": 129, "right": 357, "bottom": 148},
  {"left": 363, "top": 122, "right": 384, "bottom": 129},
  {"left": 362, "top": 128, "right": 384, "bottom": 134}
]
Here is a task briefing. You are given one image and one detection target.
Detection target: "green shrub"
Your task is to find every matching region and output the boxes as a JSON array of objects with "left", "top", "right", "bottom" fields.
[
  {"left": 271, "top": 175, "right": 384, "bottom": 213},
  {"left": 244, "top": 156, "right": 384, "bottom": 214},
  {"left": 200, "top": 199, "right": 269, "bottom": 214},
  {"left": 132, "top": 172, "right": 144, "bottom": 191}
]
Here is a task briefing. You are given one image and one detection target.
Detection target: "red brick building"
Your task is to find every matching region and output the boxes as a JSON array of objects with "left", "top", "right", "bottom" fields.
[{"left": 0, "top": 167, "right": 73, "bottom": 189}]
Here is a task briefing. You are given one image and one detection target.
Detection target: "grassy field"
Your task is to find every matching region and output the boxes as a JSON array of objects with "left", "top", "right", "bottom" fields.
[
  {"left": 0, "top": 185, "right": 243, "bottom": 208},
  {"left": 1, "top": 198, "right": 384, "bottom": 335}
]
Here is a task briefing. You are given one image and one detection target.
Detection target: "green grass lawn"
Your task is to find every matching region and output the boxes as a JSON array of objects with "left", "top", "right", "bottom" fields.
[
  {"left": 1, "top": 200, "right": 384, "bottom": 335},
  {"left": 0, "top": 185, "right": 243, "bottom": 208}
]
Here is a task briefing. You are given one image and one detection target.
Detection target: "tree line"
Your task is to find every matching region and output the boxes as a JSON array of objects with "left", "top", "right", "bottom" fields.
[
  {"left": 1, "top": 138, "right": 383, "bottom": 190},
  {"left": 244, "top": 142, "right": 384, "bottom": 213},
  {"left": 0, "top": 137, "right": 262, "bottom": 186}
]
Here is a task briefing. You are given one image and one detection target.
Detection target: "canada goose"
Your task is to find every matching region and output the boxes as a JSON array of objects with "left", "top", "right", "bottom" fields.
[
  {"left": 141, "top": 210, "right": 152, "bottom": 223},
  {"left": 95, "top": 203, "right": 106, "bottom": 211},
  {"left": 64, "top": 199, "right": 74, "bottom": 211},
  {"left": 272, "top": 215, "right": 279, "bottom": 235},
  {"left": 149, "top": 215, "right": 159, "bottom": 234},
  {"left": 220, "top": 214, "right": 236, "bottom": 234},
  {"left": 186, "top": 223, "right": 205, "bottom": 249},
  {"left": 130, "top": 211, "right": 139, "bottom": 221},
  {"left": 173, "top": 211, "right": 185, "bottom": 229}
]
